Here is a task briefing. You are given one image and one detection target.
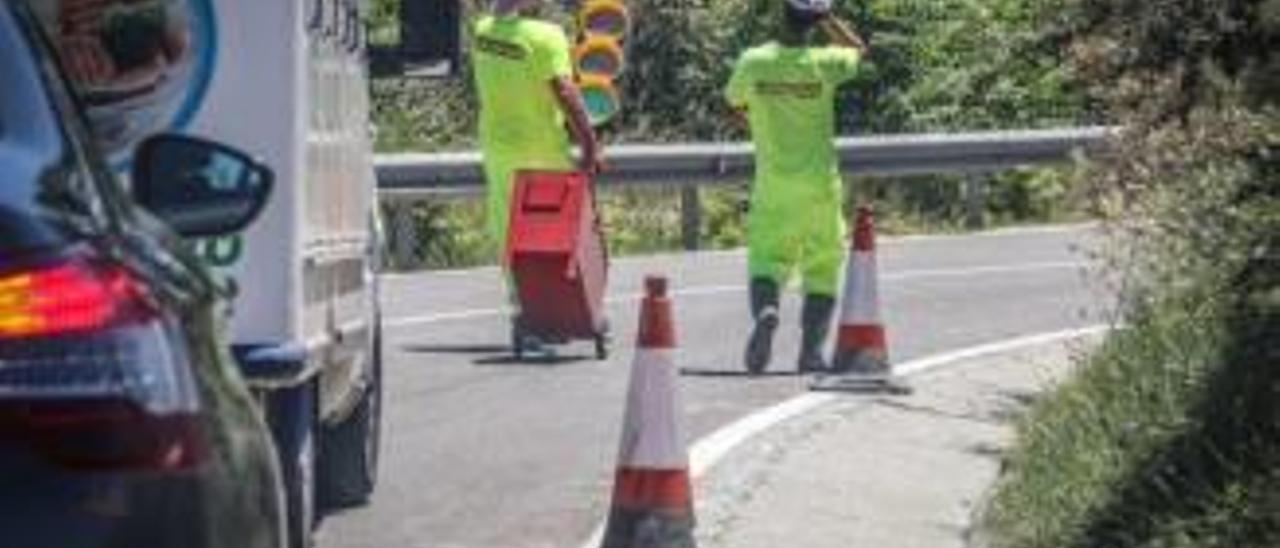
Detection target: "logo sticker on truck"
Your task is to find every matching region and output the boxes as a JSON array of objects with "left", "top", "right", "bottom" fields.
[{"left": 196, "top": 235, "right": 244, "bottom": 268}]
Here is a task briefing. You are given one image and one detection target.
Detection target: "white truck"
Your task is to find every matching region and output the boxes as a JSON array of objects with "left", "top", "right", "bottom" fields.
[{"left": 35, "top": 0, "right": 459, "bottom": 546}]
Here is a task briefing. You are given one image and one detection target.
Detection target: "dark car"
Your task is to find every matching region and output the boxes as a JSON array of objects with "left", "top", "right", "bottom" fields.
[{"left": 0, "top": 3, "right": 285, "bottom": 547}]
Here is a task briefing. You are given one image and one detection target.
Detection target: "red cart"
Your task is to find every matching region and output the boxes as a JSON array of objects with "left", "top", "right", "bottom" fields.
[{"left": 506, "top": 170, "right": 611, "bottom": 360}]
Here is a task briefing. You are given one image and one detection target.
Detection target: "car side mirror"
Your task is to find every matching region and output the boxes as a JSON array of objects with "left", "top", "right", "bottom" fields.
[
  {"left": 368, "top": 0, "right": 462, "bottom": 78},
  {"left": 131, "top": 135, "right": 274, "bottom": 238}
]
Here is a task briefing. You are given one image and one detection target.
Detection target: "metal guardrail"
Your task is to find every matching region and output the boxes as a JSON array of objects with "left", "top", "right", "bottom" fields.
[
  {"left": 376, "top": 126, "right": 1118, "bottom": 267},
  {"left": 375, "top": 126, "right": 1118, "bottom": 199}
]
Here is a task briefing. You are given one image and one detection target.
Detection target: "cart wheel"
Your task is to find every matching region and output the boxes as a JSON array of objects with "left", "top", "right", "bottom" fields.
[
  {"left": 512, "top": 325, "right": 526, "bottom": 361},
  {"left": 594, "top": 333, "right": 609, "bottom": 360}
]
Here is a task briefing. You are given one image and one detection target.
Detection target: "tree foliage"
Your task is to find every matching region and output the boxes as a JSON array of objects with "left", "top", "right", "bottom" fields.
[
  {"left": 368, "top": 0, "right": 1094, "bottom": 267},
  {"left": 369, "top": 0, "right": 1087, "bottom": 149}
]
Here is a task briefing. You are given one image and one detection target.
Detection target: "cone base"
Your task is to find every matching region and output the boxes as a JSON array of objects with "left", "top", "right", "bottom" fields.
[
  {"left": 832, "top": 349, "right": 890, "bottom": 375},
  {"left": 810, "top": 372, "right": 913, "bottom": 395},
  {"left": 600, "top": 508, "right": 697, "bottom": 548}
]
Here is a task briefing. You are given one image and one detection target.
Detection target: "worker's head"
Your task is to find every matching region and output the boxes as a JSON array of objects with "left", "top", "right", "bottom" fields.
[{"left": 782, "top": 0, "right": 832, "bottom": 35}]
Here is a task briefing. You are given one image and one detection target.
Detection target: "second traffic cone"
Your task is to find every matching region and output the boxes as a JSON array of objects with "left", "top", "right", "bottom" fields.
[
  {"left": 600, "top": 276, "right": 697, "bottom": 548},
  {"left": 833, "top": 206, "right": 891, "bottom": 375}
]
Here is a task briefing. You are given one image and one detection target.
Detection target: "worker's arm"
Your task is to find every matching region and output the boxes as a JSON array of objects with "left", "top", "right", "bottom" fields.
[
  {"left": 819, "top": 16, "right": 870, "bottom": 58},
  {"left": 551, "top": 77, "right": 604, "bottom": 174}
]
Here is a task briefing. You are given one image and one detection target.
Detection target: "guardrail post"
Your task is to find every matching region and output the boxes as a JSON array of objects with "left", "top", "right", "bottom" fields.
[
  {"left": 680, "top": 184, "right": 701, "bottom": 251},
  {"left": 965, "top": 174, "right": 988, "bottom": 230},
  {"left": 387, "top": 201, "right": 420, "bottom": 271}
]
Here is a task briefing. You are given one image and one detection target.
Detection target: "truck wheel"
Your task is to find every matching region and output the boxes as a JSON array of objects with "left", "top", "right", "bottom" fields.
[
  {"left": 270, "top": 381, "right": 317, "bottom": 548},
  {"left": 319, "top": 322, "right": 383, "bottom": 509}
]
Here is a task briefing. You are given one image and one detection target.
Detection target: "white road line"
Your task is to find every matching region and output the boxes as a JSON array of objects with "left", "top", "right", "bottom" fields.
[
  {"left": 385, "top": 307, "right": 509, "bottom": 328},
  {"left": 689, "top": 325, "right": 1108, "bottom": 479},
  {"left": 894, "top": 326, "right": 1108, "bottom": 376},
  {"left": 879, "top": 222, "right": 1096, "bottom": 244},
  {"left": 379, "top": 223, "right": 1096, "bottom": 283},
  {"left": 378, "top": 250, "right": 750, "bottom": 283},
  {"left": 385, "top": 261, "right": 1086, "bottom": 329},
  {"left": 884, "top": 260, "right": 1085, "bottom": 282},
  {"left": 378, "top": 224, "right": 1096, "bottom": 283},
  {"left": 577, "top": 324, "right": 1110, "bottom": 548}
]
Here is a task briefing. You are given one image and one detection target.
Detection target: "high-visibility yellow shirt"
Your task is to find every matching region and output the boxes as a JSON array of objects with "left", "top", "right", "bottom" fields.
[
  {"left": 726, "top": 43, "right": 861, "bottom": 205},
  {"left": 471, "top": 15, "right": 574, "bottom": 162}
]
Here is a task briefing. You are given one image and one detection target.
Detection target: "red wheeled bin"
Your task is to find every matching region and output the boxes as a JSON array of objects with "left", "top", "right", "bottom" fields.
[{"left": 506, "top": 170, "right": 611, "bottom": 360}]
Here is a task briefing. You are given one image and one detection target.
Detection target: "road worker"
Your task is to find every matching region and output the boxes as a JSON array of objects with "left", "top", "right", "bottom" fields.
[
  {"left": 726, "top": 0, "right": 870, "bottom": 374},
  {"left": 471, "top": 0, "right": 603, "bottom": 341}
]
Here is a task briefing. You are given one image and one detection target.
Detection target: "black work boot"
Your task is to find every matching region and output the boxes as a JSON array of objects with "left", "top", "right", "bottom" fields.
[
  {"left": 798, "top": 294, "right": 836, "bottom": 373},
  {"left": 744, "top": 278, "right": 780, "bottom": 375}
]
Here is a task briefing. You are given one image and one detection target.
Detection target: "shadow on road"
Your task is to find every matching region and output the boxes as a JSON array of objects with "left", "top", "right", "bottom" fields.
[
  {"left": 473, "top": 354, "right": 595, "bottom": 367},
  {"left": 679, "top": 368, "right": 804, "bottom": 378},
  {"left": 400, "top": 343, "right": 599, "bottom": 367},
  {"left": 401, "top": 344, "right": 511, "bottom": 355}
]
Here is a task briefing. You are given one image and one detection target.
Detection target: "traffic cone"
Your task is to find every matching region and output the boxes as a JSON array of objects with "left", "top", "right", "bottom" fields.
[
  {"left": 816, "top": 206, "right": 911, "bottom": 394},
  {"left": 833, "top": 205, "right": 890, "bottom": 375},
  {"left": 600, "top": 276, "right": 697, "bottom": 548}
]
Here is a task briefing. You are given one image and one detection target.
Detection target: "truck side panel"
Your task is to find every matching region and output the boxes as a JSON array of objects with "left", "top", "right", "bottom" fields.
[
  {"left": 193, "top": 0, "right": 305, "bottom": 344},
  {"left": 303, "top": 0, "right": 377, "bottom": 419}
]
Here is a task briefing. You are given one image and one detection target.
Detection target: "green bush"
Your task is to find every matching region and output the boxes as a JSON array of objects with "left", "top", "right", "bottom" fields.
[
  {"left": 986, "top": 0, "right": 1280, "bottom": 544},
  {"left": 382, "top": 200, "right": 495, "bottom": 270},
  {"left": 989, "top": 113, "right": 1280, "bottom": 548}
]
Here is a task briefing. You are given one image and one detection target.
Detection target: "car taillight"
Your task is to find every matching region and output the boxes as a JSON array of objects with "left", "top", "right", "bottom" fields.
[
  {"left": 0, "top": 259, "right": 206, "bottom": 472},
  {"left": 0, "top": 260, "right": 161, "bottom": 338}
]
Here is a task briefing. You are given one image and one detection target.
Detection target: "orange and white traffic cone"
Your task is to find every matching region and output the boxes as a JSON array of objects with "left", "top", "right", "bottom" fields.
[
  {"left": 815, "top": 206, "right": 910, "bottom": 394},
  {"left": 600, "top": 276, "right": 697, "bottom": 548},
  {"left": 833, "top": 205, "right": 890, "bottom": 375}
]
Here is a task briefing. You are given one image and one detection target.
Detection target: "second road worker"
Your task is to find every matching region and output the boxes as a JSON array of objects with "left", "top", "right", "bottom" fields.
[
  {"left": 471, "top": 0, "right": 604, "bottom": 343},
  {"left": 727, "top": 0, "right": 870, "bottom": 374}
]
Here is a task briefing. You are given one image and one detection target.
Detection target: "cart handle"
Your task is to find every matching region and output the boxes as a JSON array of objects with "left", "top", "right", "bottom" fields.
[{"left": 584, "top": 171, "right": 610, "bottom": 269}]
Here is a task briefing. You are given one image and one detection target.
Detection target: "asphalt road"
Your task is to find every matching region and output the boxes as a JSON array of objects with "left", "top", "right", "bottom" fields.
[{"left": 315, "top": 225, "right": 1108, "bottom": 548}]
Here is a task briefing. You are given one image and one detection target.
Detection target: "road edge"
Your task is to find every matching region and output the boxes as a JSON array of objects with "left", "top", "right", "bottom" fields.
[{"left": 577, "top": 325, "right": 1111, "bottom": 548}]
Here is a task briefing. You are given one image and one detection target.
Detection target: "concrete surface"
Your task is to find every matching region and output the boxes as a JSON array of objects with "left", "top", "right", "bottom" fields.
[{"left": 696, "top": 338, "right": 1097, "bottom": 548}]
